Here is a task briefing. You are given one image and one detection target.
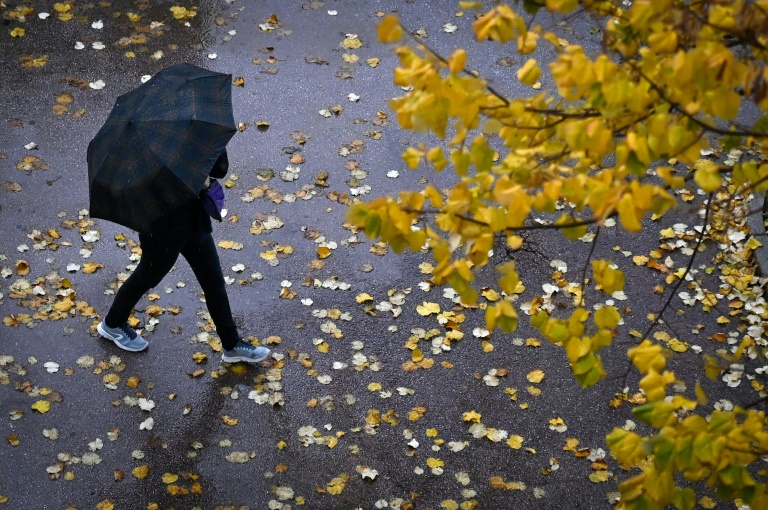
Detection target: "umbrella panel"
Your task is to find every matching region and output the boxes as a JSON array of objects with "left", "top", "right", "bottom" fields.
[
  {"left": 89, "top": 122, "right": 201, "bottom": 233},
  {"left": 135, "top": 118, "right": 230, "bottom": 192}
]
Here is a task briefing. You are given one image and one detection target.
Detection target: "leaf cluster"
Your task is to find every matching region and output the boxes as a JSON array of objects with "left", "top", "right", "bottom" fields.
[{"left": 352, "top": 1, "right": 768, "bottom": 508}]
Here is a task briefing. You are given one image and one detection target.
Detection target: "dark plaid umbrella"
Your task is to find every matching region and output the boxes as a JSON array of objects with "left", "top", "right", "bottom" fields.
[{"left": 87, "top": 63, "right": 236, "bottom": 233}]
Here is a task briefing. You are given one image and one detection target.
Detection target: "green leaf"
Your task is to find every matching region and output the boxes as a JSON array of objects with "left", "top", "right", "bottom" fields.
[
  {"left": 485, "top": 301, "right": 518, "bottom": 333},
  {"left": 671, "top": 487, "right": 695, "bottom": 510},
  {"left": 572, "top": 351, "right": 596, "bottom": 375},
  {"left": 673, "top": 435, "right": 694, "bottom": 471},
  {"left": 575, "top": 363, "right": 605, "bottom": 388},
  {"left": 626, "top": 151, "right": 646, "bottom": 175},
  {"left": 447, "top": 272, "right": 478, "bottom": 305},
  {"left": 470, "top": 135, "right": 494, "bottom": 173},
  {"left": 606, "top": 428, "right": 646, "bottom": 466},
  {"left": 633, "top": 401, "right": 676, "bottom": 428},
  {"left": 523, "top": 0, "right": 544, "bottom": 14},
  {"left": 752, "top": 115, "right": 768, "bottom": 134},
  {"left": 723, "top": 134, "right": 743, "bottom": 153},
  {"left": 450, "top": 149, "right": 472, "bottom": 176},
  {"left": 651, "top": 435, "right": 675, "bottom": 471},
  {"left": 364, "top": 213, "right": 382, "bottom": 238},
  {"left": 531, "top": 311, "right": 548, "bottom": 330},
  {"left": 557, "top": 214, "right": 588, "bottom": 240}
]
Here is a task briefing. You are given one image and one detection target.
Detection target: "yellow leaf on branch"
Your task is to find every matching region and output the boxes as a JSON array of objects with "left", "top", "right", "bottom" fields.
[
  {"left": 378, "top": 15, "right": 403, "bottom": 43},
  {"left": 591, "top": 260, "right": 625, "bottom": 294},
  {"left": 517, "top": 59, "right": 541, "bottom": 86}
]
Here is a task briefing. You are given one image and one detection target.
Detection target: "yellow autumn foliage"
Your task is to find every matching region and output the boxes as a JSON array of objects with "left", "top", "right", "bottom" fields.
[{"left": 347, "top": 2, "right": 768, "bottom": 508}]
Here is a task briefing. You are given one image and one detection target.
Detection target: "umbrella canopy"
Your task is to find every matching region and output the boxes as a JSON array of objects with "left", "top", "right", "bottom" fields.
[{"left": 87, "top": 63, "right": 236, "bottom": 233}]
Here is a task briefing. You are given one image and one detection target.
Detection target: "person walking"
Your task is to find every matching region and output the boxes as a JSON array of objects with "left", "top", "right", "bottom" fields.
[
  {"left": 87, "top": 63, "right": 269, "bottom": 364},
  {"left": 96, "top": 151, "right": 270, "bottom": 363}
]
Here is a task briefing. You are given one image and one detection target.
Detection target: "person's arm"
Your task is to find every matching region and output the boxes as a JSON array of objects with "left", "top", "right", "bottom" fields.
[{"left": 209, "top": 150, "right": 229, "bottom": 179}]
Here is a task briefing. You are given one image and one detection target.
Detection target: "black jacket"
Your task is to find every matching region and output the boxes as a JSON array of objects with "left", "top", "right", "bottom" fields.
[{"left": 142, "top": 151, "right": 228, "bottom": 243}]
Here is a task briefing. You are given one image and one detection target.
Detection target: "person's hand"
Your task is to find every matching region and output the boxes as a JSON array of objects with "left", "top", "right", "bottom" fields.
[{"left": 202, "top": 176, "right": 211, "bottom": 190}]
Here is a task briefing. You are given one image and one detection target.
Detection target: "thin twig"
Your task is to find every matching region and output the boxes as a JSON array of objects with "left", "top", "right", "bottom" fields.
[
  {"left": 402, "top": 28, "right": 510, "bottom": 107},
  {"left": 401, "top": 207, "right": 608, "bottom": 234},
  {"left": 641, "top": 196, "right": 713, "bottom": 341},
  {"left": 633, "top": 66, "right": 768, "bottom": 139},
  {"left": 744, "top": 395, "right": 768, "bottom": 409},
  {"left": 728, "top": 204, "right": 765, "bottom": 223},
  {"left": 578, "top": 226, "right": 601, "bottom": 307},
  {"left": 524, "top": 108, "right": 602, "bottom": 119},
  {"left": 619, "top": 195, "right": 714, "bottom": 388},
  {"left": 688, "top": 10, "right": 768, "bottom": 53}
]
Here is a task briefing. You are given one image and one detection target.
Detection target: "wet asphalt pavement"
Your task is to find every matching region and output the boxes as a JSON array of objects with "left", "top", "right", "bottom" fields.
[{"left": 1, "top": 1, "right": 764, "bottom": 509}]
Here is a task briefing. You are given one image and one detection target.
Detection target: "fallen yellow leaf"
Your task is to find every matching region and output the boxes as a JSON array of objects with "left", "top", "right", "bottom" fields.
[
  {"left": 82, "top": 262, "right": 104, "bottom": 274},
  {"left": 162, "top": 473, "right": 179, "bottom": 484},
  {"left": 221, "top": 415, "right": 239, "bottom": 426},
  {"left": 355, "top": 293, "right": 374, "bottom": 303},
  {"left": 416, "top": 302, "right": 440, "bottom": 316},
  {"left": 131, "top": 465, "right": 150, "bottom": 479},
  {"left": 167, "top": 484, "right": 190, "bottom": 496},
  {"left": 343, "top": 36, "right": 362, "bottom": 49},
  {"left": 95, "top": 499, "right": 114, "bottom": 510},
  {"left": 31, "top": 400, "right": 50, "bottom": 413},
  {"left": 102, "top": 373, "right": 120, "bottom": 385},
  {"left": 462, "top": 410, "right": 482, "bottom": 423},
  {"left": 326, "top": 473, "right": 349, "bottom": 495},
  {"left": 427, "top": 457, "right": 444, "bottom": 468}
]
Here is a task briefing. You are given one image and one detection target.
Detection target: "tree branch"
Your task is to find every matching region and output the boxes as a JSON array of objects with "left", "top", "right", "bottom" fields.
[
  {"left": 633, "top": 66, "right": 768, "bottom": 139},
  {"left": 578, "top": 226, "right": 601, "bottom": 307},
  {"left": 688, "top": 10, "right": 768, "bottom": 53},
  {"left": 641, "top": 195, "right": 713, "bottom": 341},
  {"left": 400, "top": 207, "right": 607, "bottom": 234},
  {"left": 619, "top": 195, "right": 714, "bottom": 389},
  {"left": 401, "top": 26, "right": 511, "bottom": 107}
]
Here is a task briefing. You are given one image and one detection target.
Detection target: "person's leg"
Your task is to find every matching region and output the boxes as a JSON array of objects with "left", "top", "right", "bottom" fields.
[
  {"left": 105, "top": 234, "right": 180, "bottom": 328},
  {"left": 180, "top": 232, "right": 241, "bottom": 351}
]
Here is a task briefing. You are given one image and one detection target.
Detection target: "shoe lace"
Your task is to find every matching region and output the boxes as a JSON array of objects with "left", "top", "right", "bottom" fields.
[
  {"left": 238, "top": 342, "right": 260, "bottom": 353},
  {"left": 118, "top": 323, "right": 137, "bottom": 340}
]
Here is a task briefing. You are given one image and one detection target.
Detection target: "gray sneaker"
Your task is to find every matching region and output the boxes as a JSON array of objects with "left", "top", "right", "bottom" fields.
[
  {"left": 97, "top": 321, "right": 149, "bottom": 352},
  {"left": 222, "top": 341, "right": 271, "bottom": 363}
]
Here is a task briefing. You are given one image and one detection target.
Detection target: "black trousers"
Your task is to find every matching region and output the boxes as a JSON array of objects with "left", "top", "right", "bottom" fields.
[{"left": 105, "top": 231, "right": 240, "bottom": 350}]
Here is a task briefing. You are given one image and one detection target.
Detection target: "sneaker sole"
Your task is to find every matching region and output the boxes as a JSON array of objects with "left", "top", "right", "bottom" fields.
[
  {"left": 97, "top": 322, "right": 148, "bottom": 352},
  {"left": 221, "top": 351, "right": 271, "bottom": 364}
]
